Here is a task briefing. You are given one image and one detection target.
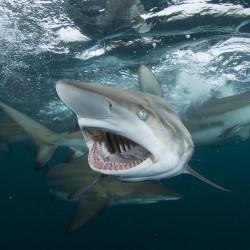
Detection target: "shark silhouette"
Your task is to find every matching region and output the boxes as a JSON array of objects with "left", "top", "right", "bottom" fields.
[
  {"left": 55, "top": 66, "right": 228, "bottom": 190},
  {"left": 0, "top": 101, "right": 87, "bottom": 168},
  {"left": 47, "top": 155, "right": 181, "bottom": 232}
]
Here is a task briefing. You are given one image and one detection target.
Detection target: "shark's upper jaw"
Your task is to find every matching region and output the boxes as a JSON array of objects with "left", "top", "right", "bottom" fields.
[{"left": 84, "top": 129, "right": 152, "bottom": 171}]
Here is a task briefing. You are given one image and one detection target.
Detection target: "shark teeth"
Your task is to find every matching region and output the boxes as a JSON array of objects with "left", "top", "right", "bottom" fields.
[
  {"left": 101, "top": 141, "right": 111, "bottom": 158},
  {"left": 88, "top": 131, "right": 150, "bottom": 171}
]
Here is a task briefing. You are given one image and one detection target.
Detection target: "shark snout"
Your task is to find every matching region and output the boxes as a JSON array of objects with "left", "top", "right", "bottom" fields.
[{"left": 56, "top": 80, "right": 113, "bottom": 120}]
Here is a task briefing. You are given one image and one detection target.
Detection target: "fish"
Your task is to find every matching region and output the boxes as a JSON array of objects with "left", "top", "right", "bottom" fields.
[
  {"left": 0, "top": 101, "right": 88, "bottom": 168},
  {"left": 55, "top": 70, "right": 228, "bottom": 190},
  {"left": 46, "top": 155, "right": 181, "bottom": 232},
  {"left": 0, "top": 66, "right": 229, "bottom": 189},
  {"left": 56, "top": 79, "right": 194, "bottom": 182},
  {"left": 183, "top": 93, "right": 250, "bottom": 145}
]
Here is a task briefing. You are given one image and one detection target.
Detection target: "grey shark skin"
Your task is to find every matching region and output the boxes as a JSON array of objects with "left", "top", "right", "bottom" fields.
[
  {"left": 56, "top": 79, "right": 194, "bottom": 182},
  {"left": 183, "top": 92, "right": 250, "bottom": 145},
  {"left": 47, "top": 155, "right": 181, "bottom": 232},
  {"left": 0, "top": 101, "right": 87, "bottom": 168}
]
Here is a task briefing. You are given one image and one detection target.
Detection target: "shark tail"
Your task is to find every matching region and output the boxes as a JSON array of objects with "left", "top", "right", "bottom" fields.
[
  {"left": 0, "top": 101, "right": 62, "bottom": 169},
  {"left": 184, "top": 165, "right": 230, "bottom": 192},
  {"left": 67, "top": 199, "right": 108, "bottom": 233}
]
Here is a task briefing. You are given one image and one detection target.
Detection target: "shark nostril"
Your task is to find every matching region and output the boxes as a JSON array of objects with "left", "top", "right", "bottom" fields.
[{"left": 109, "top": 102, "right": 113, "bottom": 111}]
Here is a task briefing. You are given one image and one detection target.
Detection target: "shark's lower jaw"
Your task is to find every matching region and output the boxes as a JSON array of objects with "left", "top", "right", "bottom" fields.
[{"left": 86, "top": 130, "right": 151, "bottom": 171}]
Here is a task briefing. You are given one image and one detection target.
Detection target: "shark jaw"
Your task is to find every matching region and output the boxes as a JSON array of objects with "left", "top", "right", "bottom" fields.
[
  {"left": 56, "top": 79, "right": 194, "bottom": 182},
  {"left": 84, "top": 128, "right": 152, "bottom": 171}
]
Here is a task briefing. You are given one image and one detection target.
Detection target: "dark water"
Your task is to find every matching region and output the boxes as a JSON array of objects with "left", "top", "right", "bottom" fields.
[
  {"left": 1, "top": 1, "right": 250, "bottom": 249},
  {"left": 1, "top": 139, "right": 250, "bottom": 249}
]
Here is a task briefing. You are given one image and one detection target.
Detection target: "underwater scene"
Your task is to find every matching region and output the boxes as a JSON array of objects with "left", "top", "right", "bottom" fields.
[{"left": 1, "top": 0, "right": 250, "bottom": 249}]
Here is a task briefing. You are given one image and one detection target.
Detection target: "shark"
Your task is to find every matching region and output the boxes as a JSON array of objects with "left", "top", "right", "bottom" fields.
[
  {"left": 47, "top": 155, "right": 181, "bottom": 232},
  {"left": 0, "top": 65, "right": 235, "bottom": 189},
  {"left": 0, "top": 98, "right": 181, "bottom": 233},
  {"left": 55, "top": 65, "right": 228, "bottom": 190},
  {"left": 182, "top": 93, "right": 250, "bottom": 145},
  {"left": 56, "top": 80, "right": 194, "bottom": 182},
  {"left": 0, "top": 101, "right": 88, "bottom": 168}
]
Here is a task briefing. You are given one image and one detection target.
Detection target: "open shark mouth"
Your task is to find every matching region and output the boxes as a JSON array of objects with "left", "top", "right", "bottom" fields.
[{"left": 86, "top": 129, "right": 151, "bottom": 171}]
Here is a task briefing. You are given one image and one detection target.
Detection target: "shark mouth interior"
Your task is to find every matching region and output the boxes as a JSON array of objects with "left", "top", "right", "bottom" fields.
[{"left": 86, "top": 129, "right": 151, "bottom": 171}]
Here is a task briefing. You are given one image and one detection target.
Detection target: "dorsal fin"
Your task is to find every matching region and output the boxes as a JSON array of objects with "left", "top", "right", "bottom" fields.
[
  {"left": 67, "top": 199, "right": 108, "bottom": 233},
  {"left": 137, "top": 64, "right": 163, "bottom": 97},
  {"left": 184, "top": 166, "right": 230, "bottom": 192}
]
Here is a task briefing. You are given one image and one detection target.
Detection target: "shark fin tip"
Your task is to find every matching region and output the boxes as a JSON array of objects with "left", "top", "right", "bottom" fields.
[
  {"left": 184, "top": 165, "right": 231, "bottom": 192},
  {"left": 34, "top": 162, "right": 43, "bottom": 171}
]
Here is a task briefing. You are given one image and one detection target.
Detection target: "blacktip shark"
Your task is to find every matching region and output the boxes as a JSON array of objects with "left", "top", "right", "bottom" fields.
[
  {"left": 56, "top": 65, "right": 228, "bottom": 191},
  {"left": 182, "top": 93, "right": 250, "bottom": 145},
  {"left": 47, "top": 155, "right": 181, "bottom": 232},
  {"left": 0, "top": 101, "right": 87, "bottom": 168},
  {"left": 56, "top": 80, "right": 194, "bottom": 182}
]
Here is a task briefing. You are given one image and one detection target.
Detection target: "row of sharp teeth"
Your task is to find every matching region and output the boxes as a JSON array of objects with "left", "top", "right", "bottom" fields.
[
  {"left": 101, "top": 140, "right": 143, "bottom": 161},
  {"left": 90, "top": 142, "right": 148, "bottom": 170},
  {"left": 96, "top": 156, "right": 148, "bottom": 170},
  {"left": 104, "top": 132, "right": 135, "bottom": 154}
]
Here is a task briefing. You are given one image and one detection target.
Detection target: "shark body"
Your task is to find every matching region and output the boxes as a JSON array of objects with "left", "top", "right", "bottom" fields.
[
  {"left": 47, "top": 155, "right": 181, "bottom": 232},
  {"left": 55, "top": 65, "right": 229, "bottom": 190},
  {"left": 56, "top": 79, "right": 194, "bottom": 182},
  {"left": 0, "top": 65, "right": 234, "bottom": 189},
  {"left": 183, "top": 92, "right": 250, "bottom": 145},
  {"left": 0, "top": 100, "right": 181, "bottom": 232}
]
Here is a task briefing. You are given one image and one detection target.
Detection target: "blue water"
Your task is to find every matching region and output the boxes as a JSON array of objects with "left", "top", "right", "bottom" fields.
[{"left": 1, "top": 1, "right": 250, "bottom": 249}]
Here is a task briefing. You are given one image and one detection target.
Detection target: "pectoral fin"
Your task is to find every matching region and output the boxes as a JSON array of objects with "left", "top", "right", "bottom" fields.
[
  {"left": 184, "top": 166, "right": 230, "bottom": 192},
  {"left": 67, "top": 199, "right": 108, "bottom": 233},
  {"left": 218, "top": 123, "right": 242, "bottom": 138},
  {"left": 67, "top": 174, "right": 104, "bottom": 200}
]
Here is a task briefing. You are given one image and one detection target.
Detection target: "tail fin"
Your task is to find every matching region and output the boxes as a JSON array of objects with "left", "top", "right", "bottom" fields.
[{"left": 0, "top": 101, "right": 61, "bottom": 169}]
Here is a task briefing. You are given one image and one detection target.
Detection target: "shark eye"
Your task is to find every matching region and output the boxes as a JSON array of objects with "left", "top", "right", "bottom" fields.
[{"left": 138, "top": 109, "right": 148, "bottom": 120}]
